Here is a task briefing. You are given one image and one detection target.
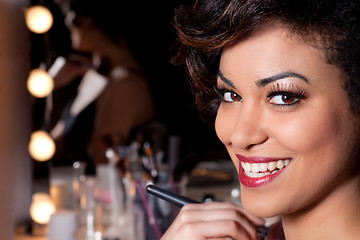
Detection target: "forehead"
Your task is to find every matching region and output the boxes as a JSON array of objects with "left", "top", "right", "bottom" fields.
[{"left": 219, "top": 24, "right": 342, "bottom": 85}]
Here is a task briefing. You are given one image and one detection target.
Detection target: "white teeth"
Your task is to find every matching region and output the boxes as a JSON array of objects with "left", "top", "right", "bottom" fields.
[
  {"left": 244, "top": 162, "right": 251, "bottom": 172},
  {"left": 276, "top": 160, "right": 284, "bottom": 169},
  {"left": 251, "top": 163, "right": 259, "bottom": 173},
  {"left": 284, "top": 159, "right": 290, "bottom": 166},
  {"left": 241, "top": 159, "right": 291, "bottom": 178},
  {"left": 268, "top": 161, "right": 277, "bottom": 171},
  {"left": 259, "top": 163, "right": 268, "bottom": 172},
  {"left": 245, "top": 171, "right": 271, "bottom": 178}
]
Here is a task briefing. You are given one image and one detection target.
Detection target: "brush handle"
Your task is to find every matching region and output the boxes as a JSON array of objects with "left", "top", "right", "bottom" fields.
[{"left": 146, "top": 184, "right": 200, "bottom": 207}]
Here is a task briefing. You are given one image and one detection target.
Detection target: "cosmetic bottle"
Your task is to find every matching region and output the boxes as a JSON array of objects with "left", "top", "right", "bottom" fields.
[
  {"left": 72, "top": 161, "right": 86, "bottom": 210},
  {"left": 77, "top": 161, "right": 103, "bottom": 240}
]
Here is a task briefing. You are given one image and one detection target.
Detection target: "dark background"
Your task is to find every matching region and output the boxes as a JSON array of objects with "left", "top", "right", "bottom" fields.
[{"left": 30, "top": 0, "right": 227, "bottom": 179}]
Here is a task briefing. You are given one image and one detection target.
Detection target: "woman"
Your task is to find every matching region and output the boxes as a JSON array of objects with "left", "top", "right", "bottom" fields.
[
  {"left": 165, "top": 0, "right": 360, "bottom": 239},
  {"left": 51, "top": 0, "right": 155, "bottom": 164}
]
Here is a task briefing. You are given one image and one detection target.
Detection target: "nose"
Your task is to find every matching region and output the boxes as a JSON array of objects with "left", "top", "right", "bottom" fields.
[
  {"left": 228, "top": 103, "right": 268, "bottom": 150},
  {"left": 64, "top": 11, "right": 75, "bottom": 28}
]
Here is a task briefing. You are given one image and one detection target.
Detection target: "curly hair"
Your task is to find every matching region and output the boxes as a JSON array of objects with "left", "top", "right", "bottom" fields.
[{"left": 173, "top": 0, "right": 360, "bottom": 125}]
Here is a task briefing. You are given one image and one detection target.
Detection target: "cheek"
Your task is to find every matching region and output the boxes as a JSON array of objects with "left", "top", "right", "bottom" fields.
[
  {"left": 271, "top": 108, "right": 343, "bottom": 154},
  {"left": 215, "top": 106, "right": 240, "bottom": 171},
  {"left": 215, "top": 105, "right": 232, "bottom": 145},
  {"left": 70, "top": 31, "right": 80, "bottom": 47},
  {"left": 71, "top": 29, "right": 89, "bottom": 50}
]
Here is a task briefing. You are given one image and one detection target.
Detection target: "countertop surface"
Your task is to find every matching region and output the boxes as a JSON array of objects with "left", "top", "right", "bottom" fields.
[{"left": 15, "top": 160, "right": 240, "bottom": 240}]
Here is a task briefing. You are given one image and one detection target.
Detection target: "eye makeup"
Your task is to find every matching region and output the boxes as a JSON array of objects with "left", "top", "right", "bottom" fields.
[
  {"left": 215, "top": 70, "right": 309, "bottom": 107},
  {"left": 266, "top": 82, "right": 309, "bottom": 108},
  {"left": 214, "top": 79, "right": 242, "bottom": 102},
  {"left": 215, "top": 89, "right": 242, "bottom": 103}
]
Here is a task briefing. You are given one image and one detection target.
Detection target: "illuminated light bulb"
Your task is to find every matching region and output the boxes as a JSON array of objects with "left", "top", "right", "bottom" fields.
[
  {"left": 231, "top": 188, "right": 240, "bottom": 198},
  {"left": 25, "top": 5, "right": 53, "bottom": 34},
  {"left": 30, "top": 192, "right": 56, "bottom": 224},
  {"left": 28, "top": 130, "right": 56, "bottom": 162},
  {"left": 27, "top": 68, "right": 54, "bottom": 98}
]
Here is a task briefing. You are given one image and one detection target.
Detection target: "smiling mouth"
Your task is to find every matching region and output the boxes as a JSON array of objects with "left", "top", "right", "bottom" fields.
[{"left": 241, "top": 159, "right": 291, "bottom": 178}]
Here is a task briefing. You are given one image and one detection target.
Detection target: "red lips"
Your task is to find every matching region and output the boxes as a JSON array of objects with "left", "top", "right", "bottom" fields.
[{"left": 236, "top": 154, "right": 289, "bottom": 187}]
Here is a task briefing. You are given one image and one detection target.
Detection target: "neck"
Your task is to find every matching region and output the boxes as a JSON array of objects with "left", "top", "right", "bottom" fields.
[{"left": 282, "top": 176, "right": 360, "bottom": 240}]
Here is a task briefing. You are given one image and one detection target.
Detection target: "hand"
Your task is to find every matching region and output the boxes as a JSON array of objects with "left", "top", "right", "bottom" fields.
[
  {"left": 52, "top": 54, "right": 92, "bottom": 89},
  {"left": 161, "top": 201, "right": 265, "bottom": 240}
]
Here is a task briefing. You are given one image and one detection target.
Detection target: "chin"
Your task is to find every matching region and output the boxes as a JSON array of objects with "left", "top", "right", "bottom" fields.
[
  {"left": 244, "top": 204, "right": 278, "bottom": 219},
  {"left": 241, "top": 190, "right": 283, "bottom": 218}
]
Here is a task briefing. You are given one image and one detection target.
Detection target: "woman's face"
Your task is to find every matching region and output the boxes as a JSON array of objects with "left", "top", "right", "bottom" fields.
[
  {"left": 64, "top": 11, "right": 98, "bottom": 52},
  {"left": 215, "top": 24, "right": 360, "bottom": 218}
]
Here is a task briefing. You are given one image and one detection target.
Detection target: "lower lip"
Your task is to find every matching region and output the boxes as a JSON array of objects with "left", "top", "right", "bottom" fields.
[{"left": 238, "top": 165, "right": 285, "bottom": 188}]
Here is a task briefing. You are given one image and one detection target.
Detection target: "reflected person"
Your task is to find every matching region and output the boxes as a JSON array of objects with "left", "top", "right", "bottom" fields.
[{"left": 51, "top": 0, "right": 155, "bottom": 164}]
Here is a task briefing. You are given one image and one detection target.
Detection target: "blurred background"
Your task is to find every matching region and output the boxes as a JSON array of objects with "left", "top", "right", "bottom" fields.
[{"left": 0, "top": 0, "right": 235, "bottom": 239}]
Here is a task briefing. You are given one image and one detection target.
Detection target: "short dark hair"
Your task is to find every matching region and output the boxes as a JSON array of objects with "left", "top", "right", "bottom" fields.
[{"left": 173, "top": 0, "right": 360, "bottom": 124}]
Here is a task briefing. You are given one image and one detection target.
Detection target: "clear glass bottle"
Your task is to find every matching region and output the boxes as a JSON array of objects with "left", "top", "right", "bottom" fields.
[
  {"left": 72, "top": 161, "right": 86, "bottom": 210},
  {"left": 77, "top": 162, "right": 103, "bottom": 240}
]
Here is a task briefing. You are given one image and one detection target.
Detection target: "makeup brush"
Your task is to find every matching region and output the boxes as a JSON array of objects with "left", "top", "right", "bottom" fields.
[
  {"left": 146, "top": 184, "right": 270, "bottom": 240},
  {"left": 146, "top": 184, "right": 200, "bottom": 207}
]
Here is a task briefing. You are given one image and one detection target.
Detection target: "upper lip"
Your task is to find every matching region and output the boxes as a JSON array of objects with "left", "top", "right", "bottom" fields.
[{"left": 236, "top": 154, "right": 290, "bottom": 163}]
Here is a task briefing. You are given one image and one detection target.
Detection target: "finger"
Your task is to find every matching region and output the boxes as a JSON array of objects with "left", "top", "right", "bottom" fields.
[
  {"left": 184, "top": 202, "right": 265, "bottom": 225},
  {"left": 206, "top": 219, "right": 257, "bottom": 239},
  {"left": 182, "top": 201, "right": 234, "bottom": 210},
  {"left": 162, "top": 220, "right": 252, "bottom": 240},
  {"left": 236, "top": 205, "right": 266, "bottom": 226},
  {"left": 176, "top": 206, "right": 258, "bottom": 238},
  {"left": 179, "top": 219, "right": 255, "bottom": 240},
  {"left": 207, "top": 238, "right": 235, "bottom": 240}
]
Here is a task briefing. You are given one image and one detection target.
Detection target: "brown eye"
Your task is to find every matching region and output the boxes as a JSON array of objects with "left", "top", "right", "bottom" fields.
[
  {"left": 269, "top": 94, "right": 299, "bottom": 105},
  {"left": 224, "top": 91, "right": 242, "bottom": 102},
  {"left": 267, "top": 86, "right": 307, "bottom": 108},
  {"left": 282, "top": 95, "right": 296, "bottom": 104}
]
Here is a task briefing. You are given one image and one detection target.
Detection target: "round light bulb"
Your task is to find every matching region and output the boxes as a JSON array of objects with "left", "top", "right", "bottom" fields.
[
  {"left": 27, "top": 68, "right": 54, "bottom": 98},
  {"left": 28, "top": 130, "right": 56, "bottom": 162},
  {"left": 25, "top": 5, "right": 53, "bottom": 34},
  {"left": 30, "top": 192, "right": 56, "bottom": 224}
]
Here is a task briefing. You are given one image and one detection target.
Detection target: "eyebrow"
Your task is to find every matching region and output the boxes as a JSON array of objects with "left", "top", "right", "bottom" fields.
[
  {"left": 217, "top": 70, "right": 236, "bottom": 88},
  {"left": 217, "top": 70, "right": 308, "bottom": 88},
  {"left": 256, "top": 71, "right": 308, "bottom": 87}
]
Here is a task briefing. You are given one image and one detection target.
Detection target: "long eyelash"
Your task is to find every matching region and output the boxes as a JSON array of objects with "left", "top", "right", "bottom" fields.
[
  {"left": 215, "top": 82, "right": 232, "bottom": 92},
  {"left": 266, "top": 83, "right": 308, "bottom": 109},
  {"left": 214, "top": 84, "right": 234, "bottom": 99},
  {"left": 267, "top": 91, "right": 306, "bottom": 101},
  {"left": 266, "top": 83, "right": 308, "bottom": 99},
  {"left": 214, "top": 87, "right": 228, "bottom": 97}
]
